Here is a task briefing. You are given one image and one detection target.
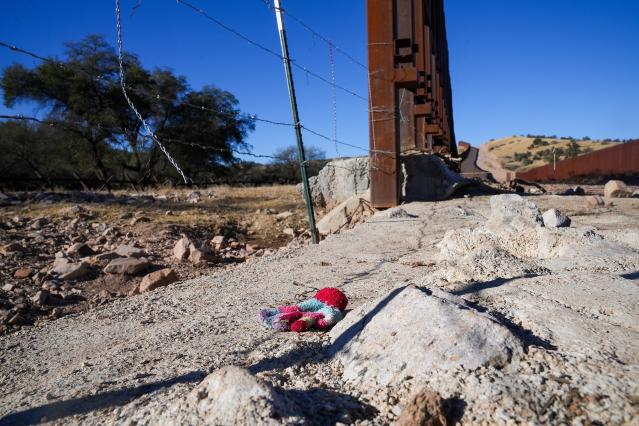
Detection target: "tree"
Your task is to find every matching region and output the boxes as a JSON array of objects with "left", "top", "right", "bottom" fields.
[
  {"left": 566, "top": 140, "right": 581, "bottom": 158},
  {"left": 271, "top": 145, "right": 327, "bottom": 182},
  {"left": 1, "top": 34, "right": 254, "bottom": 184}
]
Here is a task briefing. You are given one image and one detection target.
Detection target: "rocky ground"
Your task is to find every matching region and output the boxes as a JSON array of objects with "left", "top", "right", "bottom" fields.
[
  {"left": 0, "top": 185, "right": 638, "bottom": 425},
  {"left": 0, "top": 186, "right": 310, "bottom": 335}
]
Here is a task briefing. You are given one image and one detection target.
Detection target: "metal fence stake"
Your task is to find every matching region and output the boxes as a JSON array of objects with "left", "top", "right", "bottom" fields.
[{"left": 273, "top": 0, "right": 319, "bottom": 243}]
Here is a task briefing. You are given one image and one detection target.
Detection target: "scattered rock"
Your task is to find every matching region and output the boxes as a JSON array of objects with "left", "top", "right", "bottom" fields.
[
  {"left": 138, "top": 268, "right": 179, "bottom": 293},
  {"left": 51, "top": 258, "right": 91, "bottom": 281},
  {"left": 130, "top": 216, "right": 151, "bottom": 226},
  {"left": 94, "top": 251, "right": 123, "bottom": 261},
  {"left": 604, "top": 180, "right": 631, "bottom": 198},
  {"left": 542, "top": 209, "right": 571, "bottom": 228},
  {"left": 165, "top": 366, "right": 299, "bottom": 425},
  {"left": 282, "top": 228, "right": 296, "bottom": 237},
  {"left": 379, "top": 207, "right": 418, "bottom": 219},
  {"left": 13, "top": 268, "right": 33, "bottom": 279},
  {"left": 1, "top": 242, "right": 25, "bottom": 255},
  {"left": 187, "top": 191, "right": 201, "bottom": 203},
  {"left": 118, "top": 212, "right": 134, "bottom": 220},
  {"left": 329, "top": 286, "right": 522, "bottom": 387},
  {"left": 586, "top": 195, "right": 605, "bottom": 208},
  {"left": 188, "top": 244, "right": 214, "bottom": 265},
  {"left": 488, "top": 194, "right": 543, "bottom": 228},
  {"left": 104, "top": 257, "right": 150, "bottom": 275},
  {"left": 317, "top": 193, "right": 374, "bottom": 236},
  {"left": 66, "top": 242, "right": 95, "bottom": 258},
  {"left": 173, "top": 237, "right": 192, "bottom": 261},
  {"left": 114, "top": 244, "right": 147, "bottom": 259},
  {"left": 275, "top": 211, "right": 293, "bottom": 220},
  {"left": 396, "top": 390, "right": 448, "bottom": 426},
  {"left": 211, "top": 235, "right": 226, "bottom": 249}
]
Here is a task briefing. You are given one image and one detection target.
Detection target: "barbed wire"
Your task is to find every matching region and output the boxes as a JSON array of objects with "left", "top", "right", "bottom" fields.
[
  {"left": 175, "top": 0, "right": 367, "bottom": 102},
  {"left": 116, "top": 0, "right": 190, "bottom": 183},
  {"left": 258, "top": 0, "right": 368, "bottom": 71}
]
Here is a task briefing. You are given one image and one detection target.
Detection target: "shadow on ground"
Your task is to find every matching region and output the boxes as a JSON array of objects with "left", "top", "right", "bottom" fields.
[{"left": 0, "top": 371, "right": 205, "bottom": 426}]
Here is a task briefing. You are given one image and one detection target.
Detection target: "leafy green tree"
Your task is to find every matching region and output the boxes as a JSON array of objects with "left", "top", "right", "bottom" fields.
[{"left": 1, "top": 34, "right": 254, "bottom": 184}]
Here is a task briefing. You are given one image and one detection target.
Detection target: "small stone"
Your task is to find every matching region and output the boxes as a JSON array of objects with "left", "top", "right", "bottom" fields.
[
  {"left": 188, "top": 244, "right": 214, "bottom": 265},
  {"left": 1, "top": 242, "right": 25, "bottom": 255},
  {"left": 14, "top": 268, "right": 33, "bottom": 279},
  {"left": 586, "top": 195, "right": 605, "bottom": 208},
  {"left": 2, "top": 283, "right": 15, "bottom": 292},
  {"left": 104, "top": 257, "right": 150, "bottom": 275},
  {"left": 130, "top": 216, "right": 151, "bottom": 226},
  {"left": 173, "top": 237, "right": 192, "bottom": 260},
  {"left": 165, "top": 210, "right": 174, "bottom": 216},
  {"left": 276, "top": 211, "right": 294, "bottom": 220},
  {"left": 66, "top": 243, "right": 95, "bottom": 258},
  {"left": 542, "top": 209, "right": 571, "bottom": 228},
  {"left": 283, "top": 228, "right": 296, "bottom": 237},
  {"left": 211, "top": 235, "right": 226, "bottom": 248},
  {"left": 114, "top": 245, "right": 146, "bottom": 259},
  {"left": 51, "top": 258, "right": 91, "bottom": 281},
  {"left": 94, "top": 251, "right": 123, "bottom": 261},
  {"left": 396, "top": 390, "right": 447, "bottom": 426},
  {"left": 138, "top": 268, "right": 179, "bottom": 293}
]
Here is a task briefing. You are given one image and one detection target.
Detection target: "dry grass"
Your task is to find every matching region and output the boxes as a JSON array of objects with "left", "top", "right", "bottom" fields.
[
  {"left": 1, "top": 185, "right": 310, "bottom": 248},
  {"left": 485, "top": 137, "right": 619, "bottom": 172}
]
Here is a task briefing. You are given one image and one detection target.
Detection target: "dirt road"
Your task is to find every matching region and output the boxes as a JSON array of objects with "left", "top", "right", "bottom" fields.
[{"left": 1, "top": 194, "right": 638, "bottom": 425}]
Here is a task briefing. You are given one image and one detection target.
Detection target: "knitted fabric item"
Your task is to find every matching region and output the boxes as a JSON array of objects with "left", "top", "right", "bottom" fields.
[{"left": 259, "top": 287, "right": 348, "bottom": 332}]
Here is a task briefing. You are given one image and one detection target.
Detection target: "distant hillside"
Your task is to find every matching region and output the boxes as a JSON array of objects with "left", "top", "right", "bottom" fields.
[{"left": 483, "top": 136, "right": 622, "bottom": 172}]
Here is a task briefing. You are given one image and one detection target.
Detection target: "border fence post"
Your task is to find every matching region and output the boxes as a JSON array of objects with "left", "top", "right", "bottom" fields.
[{"left": 273, "top": 0, "right": 319, "bottom": 244}]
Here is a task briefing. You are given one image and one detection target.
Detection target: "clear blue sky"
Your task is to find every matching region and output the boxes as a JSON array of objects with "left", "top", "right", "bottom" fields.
[{"left": 1, "top": 0, "right": 638, "bottom": 162}]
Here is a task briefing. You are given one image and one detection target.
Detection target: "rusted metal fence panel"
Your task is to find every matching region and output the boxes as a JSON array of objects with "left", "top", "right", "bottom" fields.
[
  {"left": 516, "top": 140, "right": 639, "bottom": 182},
  {"left": 368, "top": 0, "right": 457, "bottom": 208}
]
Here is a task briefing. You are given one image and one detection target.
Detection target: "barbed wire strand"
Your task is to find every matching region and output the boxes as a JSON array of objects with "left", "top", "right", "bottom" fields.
[
  {"left": 115, "top": 0, "right": 190, "bottom": 183},
  {"left": 328, "top": 40, "right": 339, "bottom": 157},
  {"left": 258, "top": 0, "right": 368, "bottom": 70},
  {"left": 175, "top": 0, "right": 367, "bottom": 102}
]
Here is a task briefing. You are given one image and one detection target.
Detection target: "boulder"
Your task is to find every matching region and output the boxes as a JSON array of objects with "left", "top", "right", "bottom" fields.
[
  {"left": 114, "top": 244, "right": 147, "bottom": 259},
  {"left": 329, "top": 286, "right": 522, "bottom": 387},
  {"left": 316, "top": 193, "right": 373, "bottom": 236},
  {"left": 104, "top": 257, "right": 150, "bottom": 275},
  {"left": 542, "top": 209, "right": 571, "bottom": 228},
  {"left": 51, "top": 258, "right": 91, "bottom": 281},
  {"left": 401, "top": 155, "right": 468, "bottom": 202},
  {"left": 165, "top": 366, "right": 299, "bottom": 425},
  {"left": 139, "top": 268, "right": 179, "bottom": 293},
  {"left": 299, "top": 157, "right": 370, "bottom": 208},
  {"left": 604, "top": 180, "right": 630, "bottom": 198},
  {"left": 66, "top": 243, "right": 95, "bottom": 258},
  {"left": 396, "top": 390, "right": 448, "bottom": 426}
]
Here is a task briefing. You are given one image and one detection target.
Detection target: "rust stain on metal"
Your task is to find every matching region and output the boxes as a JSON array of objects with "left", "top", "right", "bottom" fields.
[
  {"left": 516, "top": 140, "right": 639, "bottom": 182},
  {"left": 368, "top": 0, "right": 457, "bottom": 208}
]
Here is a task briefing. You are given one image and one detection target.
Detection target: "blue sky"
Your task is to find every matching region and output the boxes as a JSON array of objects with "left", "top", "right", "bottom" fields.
[{"left": 1, "top": 0, "right": 638, "bottom": 161}]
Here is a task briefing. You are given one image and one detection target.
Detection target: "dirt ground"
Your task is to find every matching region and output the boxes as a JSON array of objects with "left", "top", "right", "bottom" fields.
[
  {"left": 0, "top": 188, "right": 637, "bottom": 425},
  {"left": 0, "top": 185, "right": 313, "bottom": 335}
]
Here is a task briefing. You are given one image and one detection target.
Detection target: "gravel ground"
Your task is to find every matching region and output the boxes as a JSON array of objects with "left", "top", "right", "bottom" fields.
[{"left": 0, "top": 194, "right": 638, "bottom": 425}]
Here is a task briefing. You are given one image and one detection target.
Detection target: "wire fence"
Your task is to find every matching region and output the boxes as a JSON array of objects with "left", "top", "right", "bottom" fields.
[{"left": 0, "top": 0, "right": 400, "bottom": 191}]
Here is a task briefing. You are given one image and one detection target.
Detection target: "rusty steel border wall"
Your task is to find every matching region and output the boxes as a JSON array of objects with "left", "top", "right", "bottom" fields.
[
  {"left": 368, "top": 0, "right": 457, "bottom": 208},
  {"left": 516, "top": 140, "right": 639, "bottom": 182}
]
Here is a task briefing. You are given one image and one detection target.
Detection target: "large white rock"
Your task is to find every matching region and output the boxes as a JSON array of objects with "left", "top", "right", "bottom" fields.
[
  {"left": 604, "top": 180, "right": 630, "bottom": 198},
  {"left": 164, "top": 366, "right": 299, "bottom": 425},
  {"left": 542, "top": 208, "right": 571, "bottom": 228},
  {"left": 329, "top": 286, "right": 522, "bottom": 387},
  {"left": 302, "top": 157, "right": 370, "bottom": 208}
]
